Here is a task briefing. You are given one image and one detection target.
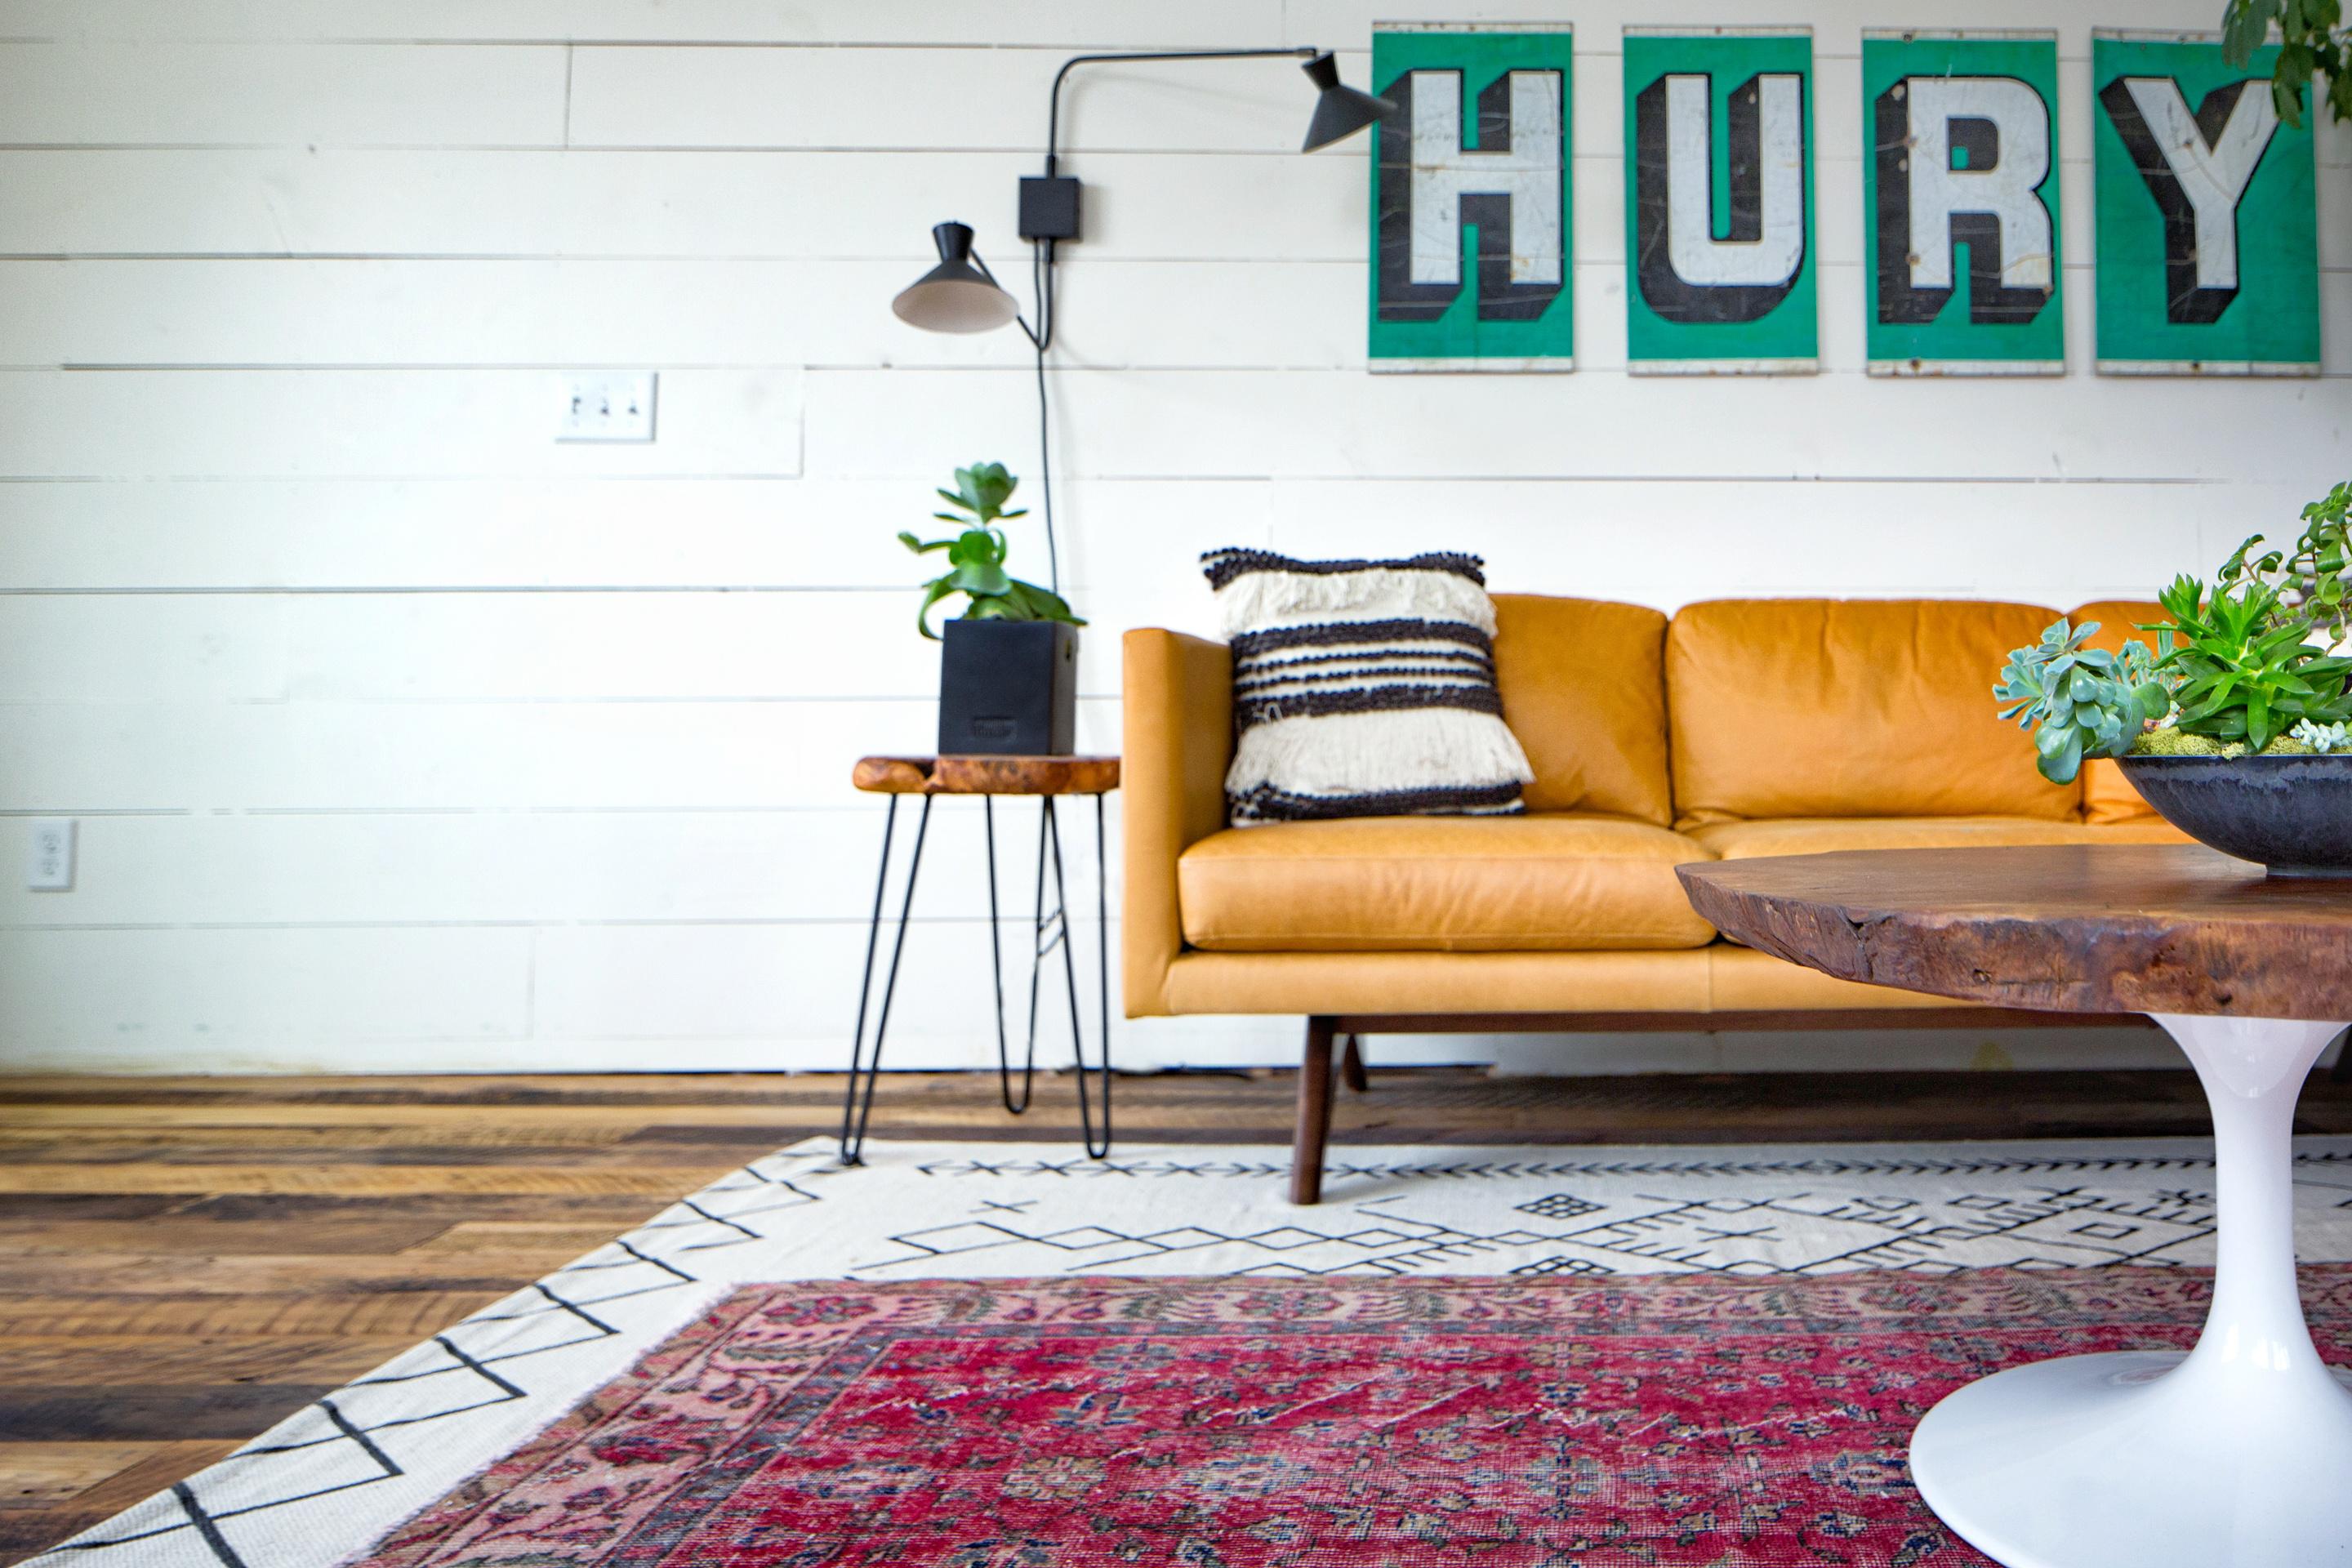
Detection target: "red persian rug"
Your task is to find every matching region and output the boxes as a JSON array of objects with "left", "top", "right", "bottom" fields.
[{"left": 356, "top": 1268, "right": 2352, "bottom": 1567}]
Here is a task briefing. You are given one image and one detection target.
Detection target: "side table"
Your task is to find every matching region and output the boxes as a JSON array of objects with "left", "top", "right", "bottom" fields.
[{"left": 840, "top": 754, "right": 1120, "bottom": 1165}]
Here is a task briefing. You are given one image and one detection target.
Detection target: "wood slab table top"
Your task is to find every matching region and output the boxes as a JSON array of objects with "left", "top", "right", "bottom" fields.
[
  {"left": 1678, "top": 843, "right": 2352, "bottom": 1021},
  {"left": 852, "top": 755, "right": 1120, "bottom": 796}
]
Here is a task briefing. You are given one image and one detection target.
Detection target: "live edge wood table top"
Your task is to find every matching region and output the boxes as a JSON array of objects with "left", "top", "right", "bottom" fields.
[
  {"left": 1677, "top": 843, "right": 2352, "bottom": 1021},
  {"left": 852, "top": 754, "right": 1120, "bottom": 796}
]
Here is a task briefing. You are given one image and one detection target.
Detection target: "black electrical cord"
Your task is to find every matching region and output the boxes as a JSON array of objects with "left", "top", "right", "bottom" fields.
[
  {"left": 1013, "top": 49, "right": 1311, "bottom": 597},
  {"left": 1027, "top": 239, "right": 1058, "bottom": 596},
  {"left": 970, "top": 246, "right": 1058, "bottom": 595},
  {"left": 971, "top": 48, "right": 1324, "bottom": 598}
]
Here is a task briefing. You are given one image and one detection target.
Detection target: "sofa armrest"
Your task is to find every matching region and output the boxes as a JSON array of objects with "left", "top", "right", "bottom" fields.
[{"left": 1122, "top": 628, "right": 1232, "bottom": 1017}]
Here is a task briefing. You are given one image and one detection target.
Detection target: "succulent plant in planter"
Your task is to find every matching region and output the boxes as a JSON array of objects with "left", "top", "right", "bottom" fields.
[
  {"left": 1995, "top": 479, "right": 2352, "bottom": 875},
  {"left": 2143, "top": 571, "right": 2352, "bottom": 754},
  {"left": 898, "top": 462, "right": 1084, "bottom": 639},
  {"left": 1993, "top": 618, "right": 2172, "bottom": 786},
  {"left": 900, "top": 462, "right": 1085, "bottom": 756}
]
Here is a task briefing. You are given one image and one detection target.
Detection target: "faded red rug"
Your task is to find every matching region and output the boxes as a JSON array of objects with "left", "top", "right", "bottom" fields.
[{"left": 356, "top": 1269, "right": 2352, "bottom": 1567}]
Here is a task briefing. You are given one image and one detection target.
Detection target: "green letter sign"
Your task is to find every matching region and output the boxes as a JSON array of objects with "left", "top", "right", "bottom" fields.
[
  {"left": 1862, "top": 30, "right": 2064, "bottom": 375},
  {"left": 2093, "top": 30, "right": 2319, "bottom": 376},
  {"left": 1370, "top": 24, "right": 1575, "bottom": 372},
  {"left": 1624, "top": 28, "right": 1817, "bottom": 373}
]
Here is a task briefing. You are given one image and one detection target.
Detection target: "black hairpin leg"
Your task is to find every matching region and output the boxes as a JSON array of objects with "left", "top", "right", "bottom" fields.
[
  {"left": 1085, "top": 793, "right": 1112, "bottom": 1156},
  {"left": 839, "top": 793, "right": 931, "bottom": 1166},
  {"left": 1027, "top": 795, "right": 1114, "bottom": 1160},
  {"left": 986, "top": 796, "right": 1037, "bottom": 1114}
]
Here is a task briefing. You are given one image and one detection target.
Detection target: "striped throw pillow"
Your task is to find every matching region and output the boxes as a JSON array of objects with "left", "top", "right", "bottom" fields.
[{"left": 1202, "top": 548, "right": 1535, "bottom": 825}]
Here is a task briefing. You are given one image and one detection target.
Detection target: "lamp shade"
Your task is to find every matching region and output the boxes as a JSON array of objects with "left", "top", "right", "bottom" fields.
[
  {"left": 891, "top": 221, "right": 1022, "bottom": 333},
  {"left": 1300, "top": 51, "right": 1397, "bottom": 151}
]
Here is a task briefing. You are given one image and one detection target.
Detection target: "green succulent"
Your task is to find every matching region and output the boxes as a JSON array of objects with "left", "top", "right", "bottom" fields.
[
  {"left": 1993, "top": 618, "right": 2172, "bottom": 785},
  {"left": 2154, "top": 573, "right": 2352, "bottom": 752},
  {"left": 897, "top": 462, "right": 1085, "bottom": 640}
]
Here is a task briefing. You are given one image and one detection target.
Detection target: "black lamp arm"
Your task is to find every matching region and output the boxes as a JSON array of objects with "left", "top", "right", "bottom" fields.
[
  {"left": 966, "top": 248, "right": 1045, "bottom": 351},
  {"left": 1045, "top": 47, "right": 1317, "bottom": 173},
  {"left": 1013, "top": 47, "right": 1322, "bottom": 596}
]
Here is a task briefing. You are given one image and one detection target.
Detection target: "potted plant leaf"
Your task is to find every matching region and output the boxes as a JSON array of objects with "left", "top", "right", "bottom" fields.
[
  {"left": 1995, "top": 480, "right": 2352, "bottom": 875},
  {"left": 902, "top": 461, "right": 1085, "bottom": 755}
]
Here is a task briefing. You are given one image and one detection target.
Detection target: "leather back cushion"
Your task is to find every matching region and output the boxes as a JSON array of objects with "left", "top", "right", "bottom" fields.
[
  {"left": 1491, "top": 594, "right": 1673, "bottom": 824},
  {"left": 2069, "top": 599, "right": 2167, "bottom": 824},
  {"left": 1667, "top": 598, "right": 2082, "bottom": 825}
]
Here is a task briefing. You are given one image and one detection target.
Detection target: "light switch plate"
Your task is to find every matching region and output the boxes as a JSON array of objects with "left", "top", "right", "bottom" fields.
[
  {"left": 28, "top": 817, "right": 73, "bottom": 891},
  {"left": 557, "top": 372, "right": 657, "bottom": 443}
]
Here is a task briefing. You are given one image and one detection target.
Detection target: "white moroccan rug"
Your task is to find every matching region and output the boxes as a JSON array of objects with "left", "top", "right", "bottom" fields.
[{"left": 35, "top": 1133, "right": 2352, "bottom": 1567}]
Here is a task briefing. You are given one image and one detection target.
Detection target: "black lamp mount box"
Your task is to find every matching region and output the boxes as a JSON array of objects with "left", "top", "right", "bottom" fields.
[{"left": 1018, "top": 175, "right": 1083, "bottom": 242}]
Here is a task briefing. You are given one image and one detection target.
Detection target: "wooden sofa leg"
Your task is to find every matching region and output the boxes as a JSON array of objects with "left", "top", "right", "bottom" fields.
[
  {"left": 1292, "top": 1016, "right": 1338, "bottom": 1205},
  {"left": 1339, "top": 1033, "right": 1369, "bottom": 1094}
]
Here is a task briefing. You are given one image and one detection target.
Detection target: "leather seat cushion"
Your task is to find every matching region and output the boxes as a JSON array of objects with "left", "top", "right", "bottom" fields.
[
  {"left": 1688, "top": 815, "right": 2167, "bottom": 953},
  {"left": 1687, "top": 814, "right": 2170, "bottom": 860},
  {"left": 1178, "top": 813, "right": 1716, "bottom": 953}
]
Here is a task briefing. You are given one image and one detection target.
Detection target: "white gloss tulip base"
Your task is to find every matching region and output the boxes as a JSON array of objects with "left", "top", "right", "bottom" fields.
[{"left": 1909, "top": 1013, "right": 2352, "bottom": 1568}]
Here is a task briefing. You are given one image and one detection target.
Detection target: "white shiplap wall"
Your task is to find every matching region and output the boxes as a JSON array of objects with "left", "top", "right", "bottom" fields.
[{"left": 0, "top": 0, "right": 2343, "bottom": 1076}]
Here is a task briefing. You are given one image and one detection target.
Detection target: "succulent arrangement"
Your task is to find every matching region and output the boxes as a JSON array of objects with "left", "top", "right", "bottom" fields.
[
  {"left": 1996, "top": 481, "right": 2352, "bottom": 784},
  {"left": 898, "top": 462, "right": 1085, "bottom": 640}
]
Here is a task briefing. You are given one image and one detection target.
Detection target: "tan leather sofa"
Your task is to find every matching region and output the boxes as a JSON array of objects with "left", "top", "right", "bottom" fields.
[{"left": 1124, "top": 595, "right": 2185, "bottom": 1200}]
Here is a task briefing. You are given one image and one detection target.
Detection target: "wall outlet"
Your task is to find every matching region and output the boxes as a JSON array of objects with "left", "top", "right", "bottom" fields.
[
  {"left": 556, "top": 372, "right": 657, "bottom": 443},
  {"left": 27, "top": 817, "right": 74, "bottom": 891}
]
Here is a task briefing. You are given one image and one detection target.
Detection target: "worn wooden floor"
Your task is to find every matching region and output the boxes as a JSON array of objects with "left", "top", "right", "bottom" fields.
[{"left": 7, "top": 1062, "right": 2352, "bottom": 1561}]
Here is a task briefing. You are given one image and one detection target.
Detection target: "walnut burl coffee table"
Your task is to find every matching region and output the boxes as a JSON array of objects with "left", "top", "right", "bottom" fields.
[{"left": 1680, "top": 844, "right": 2352, "bottom": 1568}]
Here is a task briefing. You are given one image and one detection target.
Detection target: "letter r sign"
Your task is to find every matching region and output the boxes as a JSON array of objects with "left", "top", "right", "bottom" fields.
[{"left": 1862, "top": 30, "right": 2065, "bottom": 375}]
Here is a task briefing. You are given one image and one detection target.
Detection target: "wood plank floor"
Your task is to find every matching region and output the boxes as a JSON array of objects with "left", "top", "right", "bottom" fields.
[{"left": 7, "top": 1062, "right": 2352, "bottom": 1562}]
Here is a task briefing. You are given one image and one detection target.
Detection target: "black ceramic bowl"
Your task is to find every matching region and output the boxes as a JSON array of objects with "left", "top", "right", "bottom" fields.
[{"left": 2118, "top": 753, "right": 2352, "bottom": 876}]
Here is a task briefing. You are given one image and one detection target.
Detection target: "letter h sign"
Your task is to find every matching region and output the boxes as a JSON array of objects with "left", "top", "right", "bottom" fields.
[{"left": 1370, "top": 24, "right": 1575, "bottom": 371}]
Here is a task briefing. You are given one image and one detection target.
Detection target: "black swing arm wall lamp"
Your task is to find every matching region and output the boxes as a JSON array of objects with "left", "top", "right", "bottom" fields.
[{"left": 890, "top": 48, "right": 1396, "bottom": 590}]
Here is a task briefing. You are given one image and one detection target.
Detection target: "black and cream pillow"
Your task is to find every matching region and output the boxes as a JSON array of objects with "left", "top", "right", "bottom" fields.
[{"left": 1202, "top": 548, "right": 1534, "bottom": 825}]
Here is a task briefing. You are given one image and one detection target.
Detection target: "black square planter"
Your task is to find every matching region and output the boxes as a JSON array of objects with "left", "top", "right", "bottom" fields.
[{"left": 937, "top": 619, "right": 1076, "bottom": 755}]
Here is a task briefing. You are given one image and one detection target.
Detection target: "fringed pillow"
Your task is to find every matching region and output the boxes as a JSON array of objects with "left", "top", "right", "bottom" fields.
[{"left": 1202, "top": 548, "right": 1535, "bottom": 825}]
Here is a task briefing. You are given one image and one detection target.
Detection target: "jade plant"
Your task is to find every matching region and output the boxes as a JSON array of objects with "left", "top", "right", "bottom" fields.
[
  {"left": 898, "top": 462, "right": 1084, "bottom": 640},
  {"left": 2217, "top": 479, "right": 2352, "bottom": 648},
  {"left": 1996, "top": 480, "right": 2352, "bottom": 778}
]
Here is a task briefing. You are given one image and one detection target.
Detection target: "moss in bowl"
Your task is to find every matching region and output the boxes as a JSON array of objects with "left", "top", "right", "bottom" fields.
[{"left": 2128, "top": 726, "right": 2332, "bottom": 759}]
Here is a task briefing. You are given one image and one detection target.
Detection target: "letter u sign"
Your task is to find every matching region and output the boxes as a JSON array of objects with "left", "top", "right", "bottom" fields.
[{"left": 1624, "top": 28, "right": 1818, "bottom": 373}]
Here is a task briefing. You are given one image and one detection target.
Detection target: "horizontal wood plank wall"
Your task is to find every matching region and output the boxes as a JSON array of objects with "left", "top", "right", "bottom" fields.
[{"left": 0, "top": 0, "right": 2344, "bottom": 1074}]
